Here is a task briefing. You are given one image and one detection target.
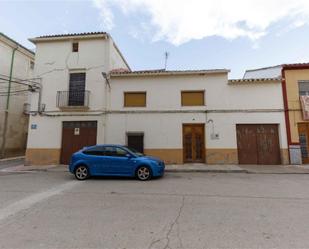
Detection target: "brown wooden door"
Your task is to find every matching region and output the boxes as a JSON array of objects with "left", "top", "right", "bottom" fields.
[
  {"left": 236, "top": 124, "right": 258, "bottom": 164},
  {"left": 237, "top": 124, "right": 281, "bottom": 165},
  {"left": 183, "top": 124, "right": 205, "bottom": 163},
  {"left": 298, "top": 123, "right": 309, "bottom": 164},
  {"left": 60, "top": 121, "right": 97, "bottom": 164}
]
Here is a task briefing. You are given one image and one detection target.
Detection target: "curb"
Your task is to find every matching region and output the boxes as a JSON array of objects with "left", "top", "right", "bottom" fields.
[
  {"left": 0, "top": 156, "right": 25, "bottom": 163},
  {"left": 246, "top": 171, "right": 309, "bottom": 174},
  {"left": 165, "top": 169, "right": 309, "bottom": 174},
  {"left": 165, "top": 169, "right": 249, "bottom": 173}
]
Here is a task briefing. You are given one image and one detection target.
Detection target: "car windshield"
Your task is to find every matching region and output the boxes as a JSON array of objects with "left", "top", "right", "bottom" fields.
[{"left": 124, "top": 146, "right": 144, "bottom": 157}]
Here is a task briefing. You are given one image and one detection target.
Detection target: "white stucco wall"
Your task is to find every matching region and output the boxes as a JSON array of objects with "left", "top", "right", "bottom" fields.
[
  {"left": 30, "top": 38, "right": 110, "bottom": 112},
  {"left": 109, "top": 40, "right": 130, "bottom": 71},
  {"left": 27, "top": 115, "right": 105, "bottom": 149},
  {"left": 27, "top": 35, "right": 129, "bottom": 150},
  {"left": 105, "top": 112, "right": 287, "bottom": 150},
  {"left": 106, "top": 74, "right": 287, "bottom": 150},
  {"left": 27, "top": 68, "right": 288, "bottom": 152},
  {"left": 109, "top": 75, "right": 284, "bottom": 110}
]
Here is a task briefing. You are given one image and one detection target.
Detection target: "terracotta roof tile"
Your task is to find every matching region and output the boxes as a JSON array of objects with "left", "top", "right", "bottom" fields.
[
  {"left": 110, "top": 69, "right": 229, "bottom": 76},
  {"left": 228, "top": 77, "right": 281, "bottom": 84}
]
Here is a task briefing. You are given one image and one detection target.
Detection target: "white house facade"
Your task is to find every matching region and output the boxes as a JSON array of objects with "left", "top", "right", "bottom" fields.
[
  {"left": 106, "top": 71, "right": 288, "bottom": 164},
  {"left": 26, "top": 32, "right": 289, "bottom": 165},
  {"left": 0, "top": 33, "right": 34, "bottom": 157},
  {"left": 26, "top": 32, "right": 129, "bottom": 165}
]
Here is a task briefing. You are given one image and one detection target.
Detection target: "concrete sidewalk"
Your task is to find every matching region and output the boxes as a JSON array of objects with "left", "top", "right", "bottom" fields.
[
  {"left": 2, "top": 162, "right": 309, "bottom": 174},
  {"left": 166, "top": 163, "right": 309, "bottom": 174}
]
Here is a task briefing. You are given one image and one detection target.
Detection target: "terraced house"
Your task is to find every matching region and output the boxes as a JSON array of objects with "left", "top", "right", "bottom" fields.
[{"left": 26, "top": 32, "right": 289, "bottom": 165}]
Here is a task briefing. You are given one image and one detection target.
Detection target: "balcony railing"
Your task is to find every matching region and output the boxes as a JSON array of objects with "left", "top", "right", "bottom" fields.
[{"left": 56, "top": 90, "right": 90, "bottom": 108}]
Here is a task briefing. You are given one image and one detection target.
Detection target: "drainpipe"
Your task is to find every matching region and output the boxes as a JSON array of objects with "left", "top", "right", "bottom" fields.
[
  {"left": 0, "top": 46, "right": 18, "bottom": 158},
  {"left": 36, "top": 79, "right": 43, "bottom": 113},
  {"left": 102, "top": 72, "right": 111, "bottom": 143}
]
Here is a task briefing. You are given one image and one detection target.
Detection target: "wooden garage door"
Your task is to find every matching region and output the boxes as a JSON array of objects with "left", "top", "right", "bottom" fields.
[
  {"left": 236, "top": 124, "right": 281, "bottom": 165},
  {"left": 60, "top": 121, "right": 97, "bottom": 164}
]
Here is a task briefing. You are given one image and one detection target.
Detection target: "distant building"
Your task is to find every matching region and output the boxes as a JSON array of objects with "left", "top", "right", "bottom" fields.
[
  {"left": 243, "top": 65, "right": 282, "bottom": 79},
  {"left": 0, "top": 33, "right": 34, "bottom": 157}
]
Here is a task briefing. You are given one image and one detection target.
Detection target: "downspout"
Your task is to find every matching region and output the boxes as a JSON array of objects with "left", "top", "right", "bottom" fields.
[
  {"left": 102, "top": 72, "right": 111, "bottom": 143},
  {"left": 36, "top": 79, "right": 43, "bottom": 113},
  {"left": 0, "top": 46, "right": 18, "bottom": 158},
  {"left": 281, "top": 67, "right": 291, "bottom": 164},
  {"left": 281, "top": 68, "right": 292, "bottom": 146}
]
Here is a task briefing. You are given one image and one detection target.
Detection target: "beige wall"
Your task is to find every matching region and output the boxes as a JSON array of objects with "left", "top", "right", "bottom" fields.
[{"left": 285, "top": 69, "right": 309, "bottom": 143}]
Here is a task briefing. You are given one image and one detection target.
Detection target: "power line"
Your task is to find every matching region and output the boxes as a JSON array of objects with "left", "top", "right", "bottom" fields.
[
  {"left": 0, "top": 77, "right": 37, "bottom": 87},
  {"left": 0, "top": 90, "right": 30, "bottom": 96},
  {"left": 0, "top": 73, "right": 41, "bottom": 85}
]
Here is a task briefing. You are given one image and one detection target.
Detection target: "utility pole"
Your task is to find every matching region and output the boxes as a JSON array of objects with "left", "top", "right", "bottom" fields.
[
  {"left": 164, "top": 51, "right": 169, "bottom": 70},
  {"left": 0, "top": 47, "right": 17, "bottom": 158}
]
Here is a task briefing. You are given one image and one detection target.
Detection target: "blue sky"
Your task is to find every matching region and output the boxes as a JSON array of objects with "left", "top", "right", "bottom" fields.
[{"left": 1, "top": 0, "right": 309, "bottom": 78}]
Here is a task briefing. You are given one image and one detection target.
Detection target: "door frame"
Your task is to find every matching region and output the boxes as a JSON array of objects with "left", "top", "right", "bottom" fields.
[{"left": 182, "top": 123, "right": 205, "bottom": 163}]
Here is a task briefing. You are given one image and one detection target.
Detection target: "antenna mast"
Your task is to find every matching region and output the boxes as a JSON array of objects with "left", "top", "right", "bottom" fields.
[{"left": 164, "top": 51, "right": 169, "bottom": 70}]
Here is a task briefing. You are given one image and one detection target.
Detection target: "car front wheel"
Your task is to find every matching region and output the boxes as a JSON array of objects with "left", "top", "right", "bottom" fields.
[
  {"left": 74, "top": 165, "right": 89, "bottom": 180},
  {"left": 136, "top": 166, "right": 152, "bottom": 181}
]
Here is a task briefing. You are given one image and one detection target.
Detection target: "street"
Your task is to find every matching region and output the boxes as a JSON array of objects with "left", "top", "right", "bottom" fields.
[{"left": 0, "top": 168, "right": 309, "bottom": 248}]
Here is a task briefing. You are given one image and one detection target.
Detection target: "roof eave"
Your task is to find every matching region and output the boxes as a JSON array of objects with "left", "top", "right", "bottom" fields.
[
  {"left": 29, "top": 33, "right": 109, "bottom": 44},
  {"left": 110, "top": 69, "right": 230, "bottom": 77},
  {"left": 228, "top": 78, "right": 281, "bottom": 84}
]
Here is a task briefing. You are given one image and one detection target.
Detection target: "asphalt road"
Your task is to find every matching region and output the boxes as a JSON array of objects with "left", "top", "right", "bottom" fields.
[{"left": 0, "top": 169, "right": 309, "bottom": 249}]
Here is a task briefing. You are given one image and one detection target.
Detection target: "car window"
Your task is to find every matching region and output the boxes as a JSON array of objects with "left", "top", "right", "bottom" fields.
[
  {"left": 83, "top": 146, "right": 104, "bottom": 156},
  {"left": 124, "top": 146, "right": 144, "bottom": 157},
  {"left": 103, "top": 146, "right": 128, "bottom": 157},
  {"left": 103, "top": 146, "right": 116, "bottom": 157},
  {"left": 114, "top": 147, "right": 128, "bottom": 157}
]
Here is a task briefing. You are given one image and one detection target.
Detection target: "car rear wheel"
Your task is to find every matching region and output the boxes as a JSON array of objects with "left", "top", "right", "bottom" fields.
[
  {"left": 74, "top": 165, "right": 89, "bottom": 180},
  {"left": 136, "top": 166, "right": 152, "bottom": 181}
]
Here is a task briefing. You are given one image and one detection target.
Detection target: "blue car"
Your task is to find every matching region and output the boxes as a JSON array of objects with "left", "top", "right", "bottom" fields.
[{"left": 69, "top": 144, "right": 165, "bottom": 181}]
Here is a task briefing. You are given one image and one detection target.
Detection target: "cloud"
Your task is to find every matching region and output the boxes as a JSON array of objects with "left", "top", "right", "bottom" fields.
[
  {"left": 93, "top": 0, "right": 309, "bottom": 45},
  {"left": 93, "top": 0, "right": 115, "bottom": 30}
]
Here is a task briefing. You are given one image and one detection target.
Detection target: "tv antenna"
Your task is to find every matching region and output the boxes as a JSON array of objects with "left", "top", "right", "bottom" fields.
[{"left": 164, "top": 51, "right": 169, "bottom": 70}]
